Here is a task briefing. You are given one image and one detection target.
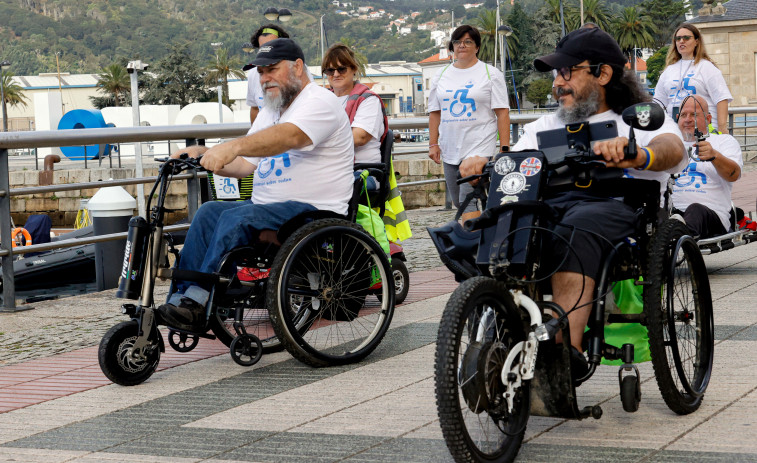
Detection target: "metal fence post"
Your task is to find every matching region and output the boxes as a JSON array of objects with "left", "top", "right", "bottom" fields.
[{"left": 0, "top": 148, "right": 31, "bottom": 312}]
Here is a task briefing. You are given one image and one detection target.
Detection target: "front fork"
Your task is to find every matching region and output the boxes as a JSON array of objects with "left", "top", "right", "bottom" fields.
[{"left": 500, "top": 290, "right": 543, "bottom": 414}]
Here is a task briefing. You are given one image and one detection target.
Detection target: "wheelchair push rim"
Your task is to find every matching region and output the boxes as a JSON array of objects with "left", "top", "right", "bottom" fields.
[{"left": 267, "top": 218, "right": 395, "bottom": 367}]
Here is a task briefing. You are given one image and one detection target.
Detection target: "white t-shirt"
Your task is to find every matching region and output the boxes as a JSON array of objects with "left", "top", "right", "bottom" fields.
[
  {"left": 246, "top": 70, "right": 264, "bottom": 109},
  {"left": 242, "top": 83, "right": 354, "bottom": 215},
  {"left": 672, "top": 133, "right": 742, "bottom": 230},
  {"left": 246, "top": 67, "right": 315, "bottom": 109},
  {"left": 428, "top": 60, "right": 509, "bottom": 165},
  {"left": 653, "top": 59, "right": 732, "bottom": 129},
  {"left": 337, "top": 94, "right": 384, "bottom": 163},
  {"left": 513, "top": 109, "right": 687, "bottom": 197}
]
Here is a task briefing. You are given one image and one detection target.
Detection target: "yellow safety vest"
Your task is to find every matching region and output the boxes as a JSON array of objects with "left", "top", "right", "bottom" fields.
[{"left": 379, "top": 159, "right": 412, "bottom": 242}]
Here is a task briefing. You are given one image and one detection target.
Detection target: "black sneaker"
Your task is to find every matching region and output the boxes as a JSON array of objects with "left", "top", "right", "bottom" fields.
[
  {"left": 570, "top": 346, "right": 590, "bottom": 384},
  {"left": 157, "top": 297, "right": 205, "bottom": 332}
]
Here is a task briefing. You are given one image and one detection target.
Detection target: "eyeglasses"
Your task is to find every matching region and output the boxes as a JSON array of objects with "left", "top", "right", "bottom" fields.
[
  {"left": 323, "top": 66, "right": 349, "bottom": 76},
  {"left": 451, "top": 39, "right": 475, "bottom": 48},
  {"left": 551, "top": 65, "right": 599, "bottom": 81},
  {"left": 675, "top": 35, "right": 694, "bottom": 42}
]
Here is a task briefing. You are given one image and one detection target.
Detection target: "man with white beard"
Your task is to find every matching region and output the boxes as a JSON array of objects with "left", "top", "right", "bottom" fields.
[{"left": 158, "top": 38, "right": 354, "bottom": 332}]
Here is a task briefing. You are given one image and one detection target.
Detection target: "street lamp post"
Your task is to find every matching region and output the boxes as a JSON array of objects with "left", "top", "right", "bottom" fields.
[
  {"left": 320, "top": 14, "right": 326, "bottom": 63},
  {"left": 0, "top": 60, "right": 10, "bottom": 132},
  {"left": 497, "top": 25, "right": 520, "bottom": 113},
  {"left": 211, "top": 42, "right": 224, "bottom": 123},
  {"left": 55, "top": 52, "right": 65, "bottom": 114},
  {"left": 127, "top": 59, "right": 149, "bottom": 217}
]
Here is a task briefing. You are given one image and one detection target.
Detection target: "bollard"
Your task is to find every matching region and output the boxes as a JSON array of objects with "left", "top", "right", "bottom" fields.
[{"left": 87, "top": 184, "right": 137, "bottom": 291}]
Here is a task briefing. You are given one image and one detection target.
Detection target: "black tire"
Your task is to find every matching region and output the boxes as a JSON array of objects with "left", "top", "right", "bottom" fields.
[
  {"left": 435, "top": 276, "right": 530, "bottom": 463},
  {"left": 99, "top": 321, "right": 160, "bottom": 386},
  {"left": 391, "top": 257, "right": 410, "bottom": 305},
  {"left": 620, "top": 375, "right": 640, "bottom": 413},
  {"left": 229, "top": 334, "right": 263, "bottom": 367},
  {"left": 644, "top": 219, "right": 714, "bottom": 415},
  {"left": 267, "top": 218, "right": 395, "bottom": 367}
]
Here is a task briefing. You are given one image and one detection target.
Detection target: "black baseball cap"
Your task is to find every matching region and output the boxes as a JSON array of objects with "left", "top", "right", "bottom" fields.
[
  {"left": 243, "top": 38, "right": 305, "bottom": 71},
  {"left": 533, "top": 28, "right": 627, "bottom": 72}
]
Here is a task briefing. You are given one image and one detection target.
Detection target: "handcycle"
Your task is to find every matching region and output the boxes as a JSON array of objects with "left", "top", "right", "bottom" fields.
[
  {"left": 428, "top": 103, "right": 714, "bottom": 462},
  {"left": 98, "top": 154, "right": 395, "bottom": 386}
]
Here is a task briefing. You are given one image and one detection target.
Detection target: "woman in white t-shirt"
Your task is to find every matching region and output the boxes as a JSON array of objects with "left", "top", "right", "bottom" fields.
[
  {"left": 322, "top": 43, "right": 387, "bottom": 190},
  {"left": 653, "top": 23, "right": 732, "bottom": 134},
  {"left": 428, "top": 25, "right": 510, "bottom": 222}
]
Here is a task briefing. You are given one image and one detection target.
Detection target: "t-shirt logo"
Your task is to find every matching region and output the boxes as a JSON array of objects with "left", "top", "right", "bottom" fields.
[
  {"left": 257, "top": 153, "right": 291, "bottom": 179},
  {"left": 675, "top": 162, "right": 708, "bottom": 188},
  {"left": 445, "top": 81, "right": 477, "bottom": 118}
]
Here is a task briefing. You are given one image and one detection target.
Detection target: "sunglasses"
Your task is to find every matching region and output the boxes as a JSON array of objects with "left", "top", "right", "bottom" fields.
[
  {"left": 323, "top": 66, "right": 349, "bottom": 76},
  {"left": 551, "top": 64, "right": 599, "bottom": 81},
  {"left": 675, "top": 35, "right": 694, "bottom": 42}
]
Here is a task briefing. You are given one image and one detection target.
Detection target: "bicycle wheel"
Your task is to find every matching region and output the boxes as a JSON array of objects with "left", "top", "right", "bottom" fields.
[
  {"left": 644, "top": 219, "right": 714, "bottom": 415},
  {"left": 435, "top": 276, "right": 530, "bottom": 463},
  {"left": 267, "top": 218, "right": 395, "bottom": 367}
]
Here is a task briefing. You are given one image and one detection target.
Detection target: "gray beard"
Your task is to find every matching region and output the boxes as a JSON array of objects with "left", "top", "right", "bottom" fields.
[
  {"left": 556, "top": 85, "right": 602, "bottom": 124},
  {"left": 262, "top": 66, "right": 303, "bottom": 112}
]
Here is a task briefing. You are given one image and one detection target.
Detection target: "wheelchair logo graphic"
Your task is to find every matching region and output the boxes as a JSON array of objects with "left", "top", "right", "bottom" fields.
[
  {"left": 447, "top": 82, "right": 477, "bottom": 118},
  {"left": 256, "top": 153, "right": 291, "bottom": 179},
  {"left": 675, "top": 162, "right": 707, "bottom": 189},
  {"left": 221, "top": 178, "right": 238, "bottom": 195}
]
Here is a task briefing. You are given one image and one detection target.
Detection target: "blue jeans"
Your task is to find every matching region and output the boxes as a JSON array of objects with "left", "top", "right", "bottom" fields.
[{"left": 171, "top": 200, "right": 317, "bottom": 306}]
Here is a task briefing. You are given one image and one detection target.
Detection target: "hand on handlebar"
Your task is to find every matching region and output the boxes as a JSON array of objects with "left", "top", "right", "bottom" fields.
[
  {"left": 200, "top": 140, "right": 238, "bottom": 173},
  {"left": 170, "top": 145, "right": 208, "bottom": 160},
  {"left": 694, "top": 140, "right": 716, "bottom": 162},
  {"left": 592, "top": 136, "right": 646, "bottom": 169}
]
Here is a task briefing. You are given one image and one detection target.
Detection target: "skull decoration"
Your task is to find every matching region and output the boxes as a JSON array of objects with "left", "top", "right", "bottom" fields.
[{"left": 636, "top": 105, "right": 651, "bottom": 128}]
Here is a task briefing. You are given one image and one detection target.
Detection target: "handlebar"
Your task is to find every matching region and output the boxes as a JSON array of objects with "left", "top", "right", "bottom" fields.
[{"left": 159, "top": 153, "right": 207, "bottom": 175}]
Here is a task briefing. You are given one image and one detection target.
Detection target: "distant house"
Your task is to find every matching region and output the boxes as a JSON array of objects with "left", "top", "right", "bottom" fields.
[
  {"left": 463, "top": 3, "right": 484, "bottom": 9},
  {"left": 418, "top": 22, "right": 437, "bottom": 31},
  {"left": 625, "top": 57, "right": 649, "bottom": 89}
]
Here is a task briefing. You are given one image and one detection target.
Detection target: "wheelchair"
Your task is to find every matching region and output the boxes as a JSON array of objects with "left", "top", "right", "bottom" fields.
[
  {"left": 428, "top": 103, "right": 714, "bottom": 462},
  {"left": 98, "top": 154, "right": 395, "bottom": 386}
]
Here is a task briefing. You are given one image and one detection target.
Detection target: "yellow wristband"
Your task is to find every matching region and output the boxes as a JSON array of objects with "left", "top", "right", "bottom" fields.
[{"left": 644, "top": 146, "right": 655, "bottom": 170}]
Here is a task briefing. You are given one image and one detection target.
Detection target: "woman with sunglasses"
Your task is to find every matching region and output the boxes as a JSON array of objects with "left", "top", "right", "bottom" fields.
[
  {"left": 653, "top": 23, "right": 732, "bottom": 134},
  {"left": 322, "top": 44, "right": 388, "bottom": 181},
  {"left": 428, "top": 25, "right": 510, "bottom": 222}
]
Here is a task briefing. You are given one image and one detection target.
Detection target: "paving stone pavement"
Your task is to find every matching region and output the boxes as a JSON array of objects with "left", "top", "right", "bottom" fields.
[{"left": 2, "top": 206, "right": 757, "bottom": 462}]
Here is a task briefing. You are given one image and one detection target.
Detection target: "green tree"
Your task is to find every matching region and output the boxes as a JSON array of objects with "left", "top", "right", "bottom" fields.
[
  {"left": 1, "top": 72, "right": 29, "bottom": 132},
  {"left": 204, "top": 48, "right": 246, "bottom": 107},
  {"left": 474, "top": 10, "right": 498, "bottom": 65},
  {"left": 579, "top": 0, "right": 611, "bottom": 31},
  {"left": 612, "top": 7, "right": 656, "bottom": 59},
  {"left": 93, "top": 64, "right": 130, "bottom": 107},
  {"left": 544, "top": 0, "right": 578, "bottom": 33},
  {"left": 640, "top": 0, "right": 688, "bottom": 48},
  {"left": 142, "top": 44, "right": 214, "bottom": 107},
  {"left": 505, "top": 2, "right": 535, "bottom": 94},
  {"left": 526, "top": 78, "right": 553, "bottom": 107},
  {"left": 453, "top": 5, "right": 466, "bottom": 23},
  {"left": 645, "top": 45, "right": 668, "bottom": 88}
]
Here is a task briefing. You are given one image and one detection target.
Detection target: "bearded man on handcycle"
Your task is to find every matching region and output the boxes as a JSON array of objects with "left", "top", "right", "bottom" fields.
[
  {"left": 158, "top": 38, "right": 355, "bottom": 332},
  {"left": 461, "top": 27, "right": 687, "bottom": 372}
]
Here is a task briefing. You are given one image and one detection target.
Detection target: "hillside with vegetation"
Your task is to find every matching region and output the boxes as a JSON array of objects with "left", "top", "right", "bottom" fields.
[{"left": 0, "top": 0, "right": 696, "bottom": 108}]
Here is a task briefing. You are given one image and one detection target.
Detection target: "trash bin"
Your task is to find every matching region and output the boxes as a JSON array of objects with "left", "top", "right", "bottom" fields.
[{"left": 87, "top": 185, "right": 137, "bottom": 291}]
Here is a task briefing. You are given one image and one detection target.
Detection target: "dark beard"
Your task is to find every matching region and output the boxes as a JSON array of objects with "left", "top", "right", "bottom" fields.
[{"left": 555, "top": 83, "right": 601, "bottom": 123}]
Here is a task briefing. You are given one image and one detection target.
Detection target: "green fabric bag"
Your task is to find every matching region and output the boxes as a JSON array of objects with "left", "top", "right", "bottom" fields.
[
  {"left": 357, "top": 204, "right": 390, "bottom": 255},
  {"left": 600, "top": 278, "right": 652, "bottom": 365}
]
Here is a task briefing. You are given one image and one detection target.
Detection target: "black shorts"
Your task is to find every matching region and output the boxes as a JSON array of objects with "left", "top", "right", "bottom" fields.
[{"left": 543, "top": 191, "right": 636, "bottom": 281}]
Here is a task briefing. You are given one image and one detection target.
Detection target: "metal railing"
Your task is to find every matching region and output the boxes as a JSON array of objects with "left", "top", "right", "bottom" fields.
[{"left": 2, "top": 108, "right": 757, "bottom": 310}]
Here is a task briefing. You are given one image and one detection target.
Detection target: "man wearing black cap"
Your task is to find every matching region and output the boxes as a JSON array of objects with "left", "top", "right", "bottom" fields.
[
  {"left": 245, "top": 24, "right": 290, "bottom": 123},
  {"left": 462, "top": 27, "right": 686, "bottom": 371},
  {"left": 158, "top": 38, "right": 354, "bottom": 331}
]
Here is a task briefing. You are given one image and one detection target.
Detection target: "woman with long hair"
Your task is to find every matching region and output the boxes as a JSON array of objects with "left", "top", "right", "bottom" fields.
[
  {"left": 427, "top": 25, "right": 510, "bottom": 221},
  {"left": 653, "top": 23, "right": 732, "bottom": 134}
]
